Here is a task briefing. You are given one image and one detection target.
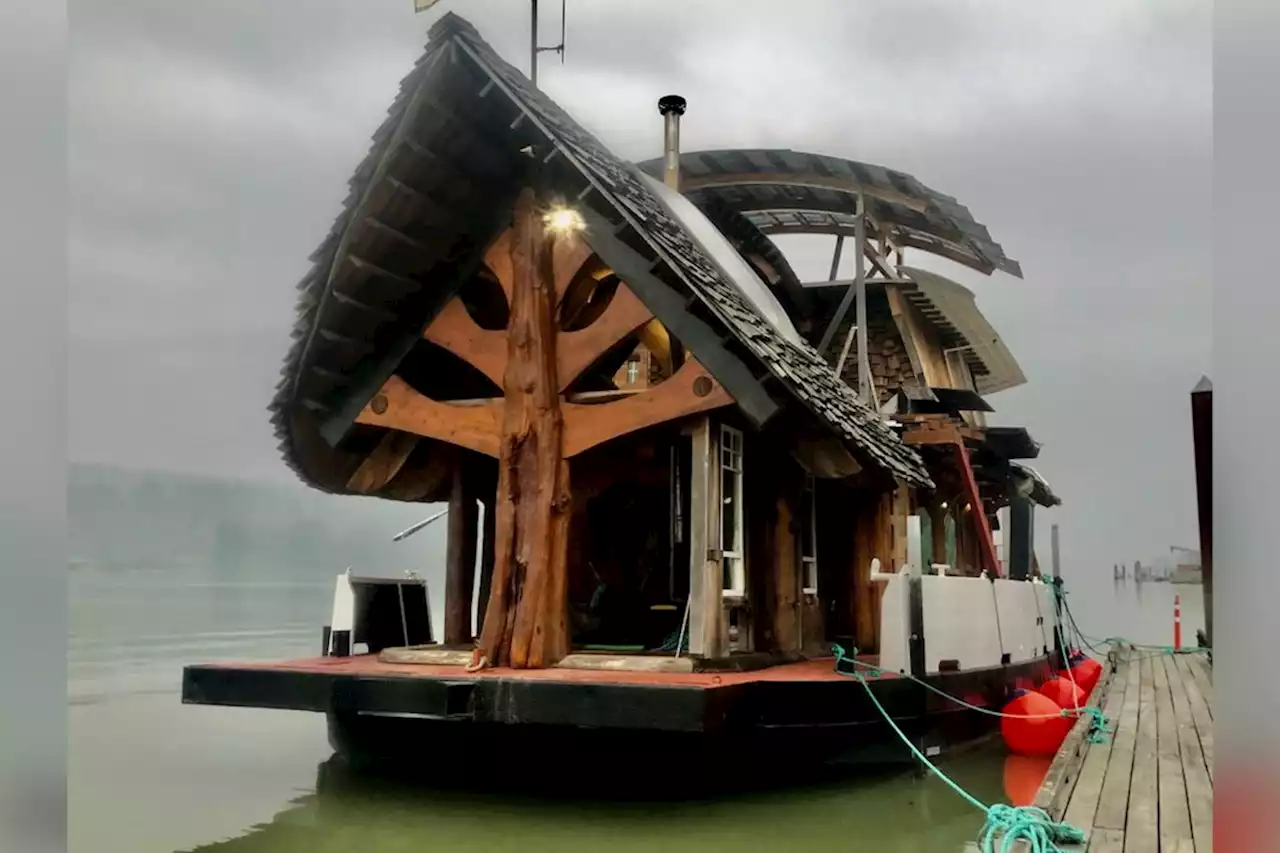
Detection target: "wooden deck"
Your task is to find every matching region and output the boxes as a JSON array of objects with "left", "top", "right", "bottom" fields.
[{"left": 967, "top": 646, "right": 1214, "bottom": 852}]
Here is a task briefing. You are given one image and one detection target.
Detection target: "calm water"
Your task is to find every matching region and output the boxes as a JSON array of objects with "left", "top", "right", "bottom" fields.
[{"left": 68, "top": 480, "right": 1204, "bottom": 852}]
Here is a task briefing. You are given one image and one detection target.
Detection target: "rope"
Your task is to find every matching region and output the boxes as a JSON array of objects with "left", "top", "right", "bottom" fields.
[
  {"left": 1053, "top": 584, "right": 1210, "bottom": 658},
  {"left": 833, "top": 646, "right": 1105, "bottom": 726},
  {"left": 832, "top": 645, "right": 1086, "bottom": 853}
]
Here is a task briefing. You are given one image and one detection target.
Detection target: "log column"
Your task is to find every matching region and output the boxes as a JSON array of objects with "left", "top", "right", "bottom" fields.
[
  {"left": 444, "top": 462, "right": 479, "bottom": 645},
  {"left": 474, "top": 188, "right": 573, "bottom": 669}
]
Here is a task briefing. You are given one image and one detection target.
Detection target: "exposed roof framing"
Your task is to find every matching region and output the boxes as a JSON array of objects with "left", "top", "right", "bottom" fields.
[{"left": 636, "top": 149, "right": 1022, "bottom": 279}]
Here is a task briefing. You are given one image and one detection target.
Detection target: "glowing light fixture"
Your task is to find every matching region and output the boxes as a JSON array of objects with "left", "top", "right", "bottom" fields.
[{"left": 544, "top": 205, "right": 585, "bottom": 235}]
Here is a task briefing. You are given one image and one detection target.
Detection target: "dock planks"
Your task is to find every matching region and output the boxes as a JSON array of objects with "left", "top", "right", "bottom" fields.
[{"left": 964, "top": 645, "right": 1214, "bottom": 852}]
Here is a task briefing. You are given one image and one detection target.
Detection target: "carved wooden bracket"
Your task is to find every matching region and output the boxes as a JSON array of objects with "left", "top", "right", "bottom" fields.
[
  {"left": 356, "top": 228, "right": 735, "bottom": 474},
  {"left": 562, "top": 359, "right": 733, "bottom": 457},
  {"left": 355, "top": 376, "right": 502, "bottom": 457},
  {"left": 355, "top": 358, "right": 732, "bottom": 460}
]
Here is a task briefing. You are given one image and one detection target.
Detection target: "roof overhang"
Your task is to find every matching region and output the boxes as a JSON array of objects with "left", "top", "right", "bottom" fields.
[
  {"left": 1010, "top": 461, "right": 1062, "bottom": 508},
  {"left": 980, "top": 426, "right": 1042, "bottom": 460},
  {"left": 897, "top": 266, "right": 1027, "bottom": 396}
]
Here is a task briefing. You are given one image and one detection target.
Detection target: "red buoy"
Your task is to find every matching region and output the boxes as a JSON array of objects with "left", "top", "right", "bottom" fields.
[
  {"left": 1001, "top": 690, "right": 1071, "bottom": 757},
  {"left": 1040, "top": 677, "right": 1087, "bottom": 710},
  {"left": 1003, "top": 754, "right": 1053, "bottom": 806},
  {"left": 1060, "top": 657, "right": 1102, "bottom": 695}
]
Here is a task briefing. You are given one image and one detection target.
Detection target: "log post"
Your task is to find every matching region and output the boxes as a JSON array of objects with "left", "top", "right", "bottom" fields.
[
  {"left": 444, "top": 462, "right": 479, "bottom": 645},
  {"left": 474, "top": 188, "right": 573, "bottom": 669}
]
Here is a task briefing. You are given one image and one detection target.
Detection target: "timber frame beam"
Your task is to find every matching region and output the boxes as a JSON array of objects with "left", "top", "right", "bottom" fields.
[{"left": 354, "top": 358, "right": 733, "bottom": 460}]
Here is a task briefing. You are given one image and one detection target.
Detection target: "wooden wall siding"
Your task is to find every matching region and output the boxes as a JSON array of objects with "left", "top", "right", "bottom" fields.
[
  {"left": 828, "top": 290, "right": 919, "bottom": 404},
  {"left": 771, "top": 495, "right": 802, "bottom": 652},
  {"left": 354, "top": 227, "right": 735, "bottom": 464},
  {"left": 864, "top": 315, "right": 919, "bottom": 406},
  {"left": 846, "top": 483, "right": 913, "bottom": 653}
]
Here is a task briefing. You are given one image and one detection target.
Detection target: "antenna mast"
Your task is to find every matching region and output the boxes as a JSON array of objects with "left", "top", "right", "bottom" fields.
[{"left": 530, "top": 0, "right": 567, "bottom": 87}]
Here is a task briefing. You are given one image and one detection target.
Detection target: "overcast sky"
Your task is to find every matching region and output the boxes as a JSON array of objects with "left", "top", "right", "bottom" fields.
[{"left": 68, "top": 0, "right": 1211, "bottom": 575}]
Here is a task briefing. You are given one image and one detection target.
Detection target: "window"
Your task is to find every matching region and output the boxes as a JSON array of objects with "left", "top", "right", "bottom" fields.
[
  {"left": 800, "top": 474, "right": 818, "bottom": 594},
  {"left": 625, "top": 358, "right": 640, "bottom": 385},
  {"left": 719, "top": 425, "right": 745, "bottom": 597}
]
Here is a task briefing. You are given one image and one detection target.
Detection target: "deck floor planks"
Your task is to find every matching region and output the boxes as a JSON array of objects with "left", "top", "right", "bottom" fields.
[
  {"left": 1152, "top": 651, "right": 1194, "bottom": 852},
  {"left": 960, "top": 647, "right": 1213, "bottom": 853},
  {"left": 1174, "top": 654, "right": 1214, "bottom": 782},
  {"left": 1165, "top": 655, "right": 1214, "bottom": 849},
  {"left": 1124, "top": 653, "right": 1160, "bottom": 853},
  {"left": 1060, "top": 655, "right": 1130, "bottom": 848},
  {"left": 1094, "top": 649, "right": 1143, "bottom": 833},
  {"left": 1183, "top": 656, "right": 1214, "bottom": 719}
]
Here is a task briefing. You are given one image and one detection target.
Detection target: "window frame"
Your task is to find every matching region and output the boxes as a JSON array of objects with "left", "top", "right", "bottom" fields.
[
  {"left": 800, "top": 473, "right": 818, "bottom": 594},
  {"left": 719, "top": 424, "right": 746, "bottom": 598}
]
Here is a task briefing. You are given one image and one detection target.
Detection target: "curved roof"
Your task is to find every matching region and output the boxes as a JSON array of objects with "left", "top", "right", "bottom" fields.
[{"left": 636, "top": 149, "right": 1022, "bottom": 279}]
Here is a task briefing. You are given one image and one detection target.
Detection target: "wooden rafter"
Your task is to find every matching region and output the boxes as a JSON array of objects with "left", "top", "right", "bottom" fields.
[
  {"left": 422, "top": 297, "right": 507, "bottom": 387},
  {"left": 345, "top": 429, "right": 419, "bottom": 493}
]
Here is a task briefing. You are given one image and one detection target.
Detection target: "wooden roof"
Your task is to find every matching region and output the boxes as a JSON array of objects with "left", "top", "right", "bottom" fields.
[{"left": 269, "top": 13, "right": 932, "bottom": 496}]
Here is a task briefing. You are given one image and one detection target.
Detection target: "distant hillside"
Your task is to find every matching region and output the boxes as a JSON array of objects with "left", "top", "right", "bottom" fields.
[{"left": 68, "top": 463, "right": 447, "bottom": 578}]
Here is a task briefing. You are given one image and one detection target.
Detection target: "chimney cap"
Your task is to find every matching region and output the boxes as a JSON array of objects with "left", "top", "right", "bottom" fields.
[{"left": 658, "top": 95, "right": 687, "bottom": 116}]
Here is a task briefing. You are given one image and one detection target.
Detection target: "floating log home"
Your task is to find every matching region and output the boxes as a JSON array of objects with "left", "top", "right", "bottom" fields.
[{"left": 185, "top": 13, "right": 1063, "bottom": 768}]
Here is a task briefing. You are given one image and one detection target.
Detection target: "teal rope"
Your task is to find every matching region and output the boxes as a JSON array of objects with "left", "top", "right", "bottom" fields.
[
  {"left": 834, "top": 646, "right": 1104, "bottom": 726},
  {"left": 831, "top": 645, "right": 1086, "bottom": 853},
  {"left": 1052, "top": 584, "right": 1210, "bottom": 657}
]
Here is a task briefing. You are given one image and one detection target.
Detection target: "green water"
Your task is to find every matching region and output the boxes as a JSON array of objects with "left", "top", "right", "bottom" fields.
[{"left": 68, "top": 465, "right": 1202, "bottom": 853}]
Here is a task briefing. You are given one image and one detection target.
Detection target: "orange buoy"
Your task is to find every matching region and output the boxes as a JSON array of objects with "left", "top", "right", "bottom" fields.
[
  {"left": 1003, "top": 753, "right": 1053, "bottom": 806},
  {"left": 1040, "top": 677, "right": 1087, "bottom": 710},
  {"left": 1001, "top": 690, "right": 1071, "bottom": 757},
  {"left": 1061, "top": 657, "right": 1102, "bottom": 695}
]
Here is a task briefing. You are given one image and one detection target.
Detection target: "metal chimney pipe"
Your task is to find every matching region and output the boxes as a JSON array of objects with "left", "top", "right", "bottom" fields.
[{"left": 658, "top": 95, "right": 687, "bottom": 190}]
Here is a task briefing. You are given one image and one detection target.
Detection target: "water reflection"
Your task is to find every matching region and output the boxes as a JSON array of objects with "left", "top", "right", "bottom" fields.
[{"left": 177, "top": 749, "right": 1010, "bottom": 853}]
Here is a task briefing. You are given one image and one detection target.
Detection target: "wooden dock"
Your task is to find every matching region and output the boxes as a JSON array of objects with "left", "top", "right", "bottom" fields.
[{"left": 966, "top": 645, "right": 1214, "bottom": 852}]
